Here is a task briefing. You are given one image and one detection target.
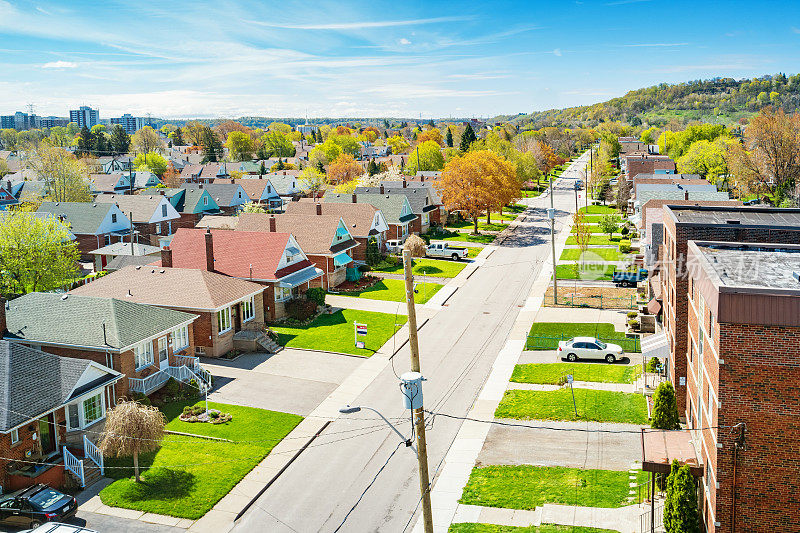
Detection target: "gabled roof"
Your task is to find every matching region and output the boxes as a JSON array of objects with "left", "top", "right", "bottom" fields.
[
  {"left": 236, "top": 213, "right": 359, "bottom": 256},
  {"left": 37, "top": 201, "right": 116, "bottom": 234},
  {"left": 285, "top": 201, "right": 381, "bottom": 238},
  {"left": 90, "top": 173, "right": 127, "bottom": 193},
  {"left": 214, "top": 178, "right": 271, "bottom": 200},
  {"left": 181, "top": 163, "right": 203, "bottom": 178},
  {"left": 105, "top": 254, "right": 158, "bottom": 271},
  {"left": 132, "top": 171, "right": 161, "bottom": 188},
  {"left": 166, "top": 228, "right": 313, "bottom": 281},
  {"left": 95, "top": 194, "right": 179, "bottom": 223},
  {"left": 71, "top": 265, "right": 264, "bottom": 311},
  {"left": 90, "top": 242, "right": 161, "bottom": 256},
  {"left": 0, "top": 341, "right": 121, "bottom": 432},
  {"left": 4, "top": 293, "right": 197, "bottom": 352},
  {"left": 183, "top": 183, "right": 249, "bottom": 207},
  {"left": 356, "top": 185, "right": 441, "bottom": 212},
  {"left": 266, "top": 174, "right": 298, "bottom": 195},
  {"left": 140, "top": 187, "right": 219, "bottom": 214},
  {"left": 196, "top": 215, "right": 239, "bottom": 230},
  {"left": 323, "top": 192, "right": 415, "bottom": 225}
]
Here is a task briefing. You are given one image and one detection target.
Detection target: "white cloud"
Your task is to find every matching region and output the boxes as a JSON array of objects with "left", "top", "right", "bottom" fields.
[
  {"left": 246, "top": 16, "right": 472, "bottom": 31},
  {"left": 553, "top": 48, "right": 562, "bottom": 57},
  {"left": 399, "top": 38, "right": 411, "bottom": 46},
  {"left": 623, "top": 43, "right": 689, "bottom": 47},
  {"left": 41, "top": 60, "right": 77, "bottom": 69}
]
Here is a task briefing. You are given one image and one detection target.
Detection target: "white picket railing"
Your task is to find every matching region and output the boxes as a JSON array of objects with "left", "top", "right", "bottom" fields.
[
  {"left": 63, "top": 446, "right": 84, "bottom": 487},
  {"left": 129, "top": 364, "right": 211, "bottom": 396},
  {"left": 173, "top": 355, "right": 199, "bottom": 369},
  {"left": 128, "top": 370, "right": 170, "bottom": 395},
  {"left": 83, "top": 435, "right": 104, "bottom": 475}
]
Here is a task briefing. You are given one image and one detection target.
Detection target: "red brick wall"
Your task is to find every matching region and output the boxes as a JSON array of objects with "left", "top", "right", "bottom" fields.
[{"left": 0, "top": 409, "right": 68, "bottom": 490}]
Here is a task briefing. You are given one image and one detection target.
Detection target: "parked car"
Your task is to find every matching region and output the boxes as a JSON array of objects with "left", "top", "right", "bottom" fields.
[
  {"left": 24, "top": 523, "right": 97, "bottom": 533},
  {"left": 385, "top": 239, "right": 402, "bottom": 254},
  {"left": 558, "top": 336, "right": 624, "bottom": 363},
  {"left": 425, "top": 241, "right": 468, "bottom": 261},
  {"left": 743, "top": 198, "right": 760, "bottom": 206},
  {"left": 574, "top": 180, "right": 583, "bottom": 190},
  {"left": 612, "top": 268, "right": 648, "bottom": 287},
  {"left": 0, "top": 485, "right": 78, "bottom": 529}
]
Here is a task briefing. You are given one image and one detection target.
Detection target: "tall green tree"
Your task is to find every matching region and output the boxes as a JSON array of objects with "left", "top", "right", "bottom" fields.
[
  {"left": 664, "top": 460, "right": 700, "bottom": 533},
  {"left": 0, "top": 210, "right": 80, "bottom": 295},
  {"left": 109, "top": 125, "right": 131, "bottom": 155},
  {"left": 459, "top": 123, "right": 477, "bottom": 152},
  {"left": 651, "top": 382, "right": 680, "bottom": 430},
  {"left": 445, "top": 127, "right": 454, "bottom": 148},
  {"left": 200, "top": 127, "right": 222, "bottom": 163},
  {"left": 76, "top": 126, "right": 93, "bottom": 156},
  {"left": 26, "top": 144, "right": 92, "bottom": 202},
  {"left": 170, "top": 127, "right": 184, "bottom": 146}
]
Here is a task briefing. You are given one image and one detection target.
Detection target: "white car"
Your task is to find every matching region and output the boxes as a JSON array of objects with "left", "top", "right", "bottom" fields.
[
  {"left": 385, "top": 239, "right": 402, "bottom": 254},
  {"left": 557, "top": 336, "right": 624, "bottom": 363}
]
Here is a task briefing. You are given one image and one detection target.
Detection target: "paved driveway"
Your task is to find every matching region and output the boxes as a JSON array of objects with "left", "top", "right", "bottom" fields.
[{"left": 201, "top": 349, "right": 363, "bottom": 416}]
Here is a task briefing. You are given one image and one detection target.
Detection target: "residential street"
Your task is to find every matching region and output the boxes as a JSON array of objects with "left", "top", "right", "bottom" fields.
[{"left": 230, "top": 152, "right": 590, "bottom": 533}]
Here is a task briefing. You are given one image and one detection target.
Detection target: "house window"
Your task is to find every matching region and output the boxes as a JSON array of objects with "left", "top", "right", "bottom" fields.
[
  {"left": 67, "top": 404, "right": 79, "bottom": 430},
  {"left": 707, "top": 385, "right": 714, "bottom": 420},
  {"left": 111, "top": 213, "right": 117, "bottom": 223},
  {"left": 155, "top": 223, "right": 162, "bottom": 235},
  {"left": 275, "top": 287, "right": 292, "bottom": 302},
  {"left": 158, "top": 336, "right": 168, "bottom": 360},
  {"left": 242, "top": 297, "right": 255, "bottom": 322},
  {"left": 422, "top": 213, "right": 429, "bottom": 225},
  {"left": 217, "top": 307, "right": 232, "bottom": 334},
  {"left": 267, "top": 185, "right": 272, "bottom": 193},
  {"left": 161, "top": 204, "right": 168, "bottom": 217},
  {"left": 203, "top": 196, "right": 209, "bottom": 206},
  {"left": 134, "top": 340, "right": 154, "bottom": 369},
  {"left": 104, "top": 234, "right": 112, "bottom": 246},
  {"left": 82, "top": 393, "right": 104, "bottom": 426},
  {"left": 238, "top": 191, "right": 242, "bottom": 198},
  {"left": 10, "top": 428, "right": 18, "bottom": 444},
  {"left": 709, "top": 312, "right": 715, "bottom": 343},
  {"left": 173, "top": 325, "right": 189, "bottom": 351}
]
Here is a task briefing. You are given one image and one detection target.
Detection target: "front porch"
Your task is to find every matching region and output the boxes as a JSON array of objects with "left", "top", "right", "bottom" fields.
[{"left": 128, "top": 355, "right": 212, "bottom": 396}]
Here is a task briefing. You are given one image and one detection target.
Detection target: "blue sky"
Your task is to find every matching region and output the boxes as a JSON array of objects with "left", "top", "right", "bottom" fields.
[{"left": 1, "top": 0, "right": 799, "bottom": 119}]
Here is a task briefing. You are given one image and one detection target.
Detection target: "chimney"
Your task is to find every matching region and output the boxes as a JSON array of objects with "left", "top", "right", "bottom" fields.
[
  {"left": 161, "top": 247, "right": 173, "bottom": 268},
  {"left": 684, "top": 191, "right": 689, "bottom": 201},
  {"left": 204, "top": 229, "right": 215, "bottom": 272},
  {"left": 269, "top": 215, "right": 277, "bottom": 232},
  {"left": 351, "top": 193, "right": 357, "bottom": 203},
  {"left": 199, "top": 183, "right": 203, "bottom": 189},
  {"left": 402, "top": 179, "right": 407, "bottom": 188},
  {"left": 0, "top": 297, "right": 6, "bottom": 336},
  {"left": 316, "top": 203, "right": 322, "bottom": 215},
  {"left": 379, "top": 185, "right": 385, "bottom": 194}
]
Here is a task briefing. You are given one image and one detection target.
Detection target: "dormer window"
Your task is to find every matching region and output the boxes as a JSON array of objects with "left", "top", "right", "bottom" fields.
[{"left": 161, "top": 204, "right": 167, "bottom": 217}]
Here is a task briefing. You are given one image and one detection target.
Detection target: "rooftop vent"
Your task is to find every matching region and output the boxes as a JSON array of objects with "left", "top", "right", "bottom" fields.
[
  {"left": 135, "top": 265, "right": 142, "bottom": 270},
  {"left": 726, "top": 220, "right": 741, "bottom": 225},
  {"left": 60, "top": 294, "right": 68, "bottom": 300}
]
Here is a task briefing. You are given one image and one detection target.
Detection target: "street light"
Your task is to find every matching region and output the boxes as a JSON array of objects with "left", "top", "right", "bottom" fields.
[{"left": 339, "top": 405, "right": 414, "bottom": 448}]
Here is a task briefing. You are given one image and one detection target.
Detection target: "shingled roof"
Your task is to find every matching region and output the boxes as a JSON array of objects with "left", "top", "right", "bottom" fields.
[
  {"left": 37, "top": 202, "right": 118, "bottom": 235},
  {"left": 0, "top": 341, "right": 121, "bottom": 432},
  {"left": 4, "top": 293, "right": 197, "bottom": 351},
  {"left": 285, "top": 201, "right": 382, "bottom": 238},
  {"left": 236, "top": 213, "right": 359, "bottom": 256},
  {"left": 323, "top": 192, "right": 416, "bottom": 225}
]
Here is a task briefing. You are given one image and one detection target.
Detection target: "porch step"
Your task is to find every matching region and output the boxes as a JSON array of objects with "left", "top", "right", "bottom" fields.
[
  {"left": 83, "top": 464, "right": 102, "bottom": 488},
  {"left": 233, "top": 329, "right": 282, "bottom": 354}
]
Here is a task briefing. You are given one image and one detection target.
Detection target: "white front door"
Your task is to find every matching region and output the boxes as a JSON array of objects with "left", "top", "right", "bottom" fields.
[{"left": 158, "top": 336, "right": 169, "bottom": 370}]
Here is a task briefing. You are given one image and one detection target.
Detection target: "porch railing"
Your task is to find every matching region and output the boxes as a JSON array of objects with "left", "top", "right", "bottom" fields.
[
  {"left": 83, "top": 435, "right": 104, "bottom": 475},
  {"left": 640, "top": 501, "right": 664, "bottom": 533},
  {"left": 128, "top": 370, "right": 170, "bottom": 395},
  {"left": 173, "top": 356, "right": 212, "bottom": 386},
  {"left": 129, "top": 364, "right": 211, "bottom": 396},
  {"left": 63, "top": 446, "right": 85, "bottom": 487},
  {"left": 164, "top": 365, "right": 210, "bottom": 392}
]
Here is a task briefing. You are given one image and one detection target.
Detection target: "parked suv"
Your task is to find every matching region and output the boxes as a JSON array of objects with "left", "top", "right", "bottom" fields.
[{"left": 0, "top": 484, "right": 77, "bottom": 529}]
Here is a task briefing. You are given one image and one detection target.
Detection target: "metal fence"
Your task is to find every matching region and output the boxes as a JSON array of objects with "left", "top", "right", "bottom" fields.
[
  {"left": 549, "top": 294, "right": 638, "bottom": 310},
  {"left": 526, "top": 334, "right": 641, "bottom": 353}
]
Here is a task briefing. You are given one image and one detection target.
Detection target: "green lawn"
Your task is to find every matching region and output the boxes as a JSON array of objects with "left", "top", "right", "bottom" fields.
[
  {"left": 336, "top": 278, "right": 443, "bottom": 304},
  {"left": 450, "top": 524, "right": 619, "bottom": 533},
  {"left": 581, "top": 215, "right": 629, "bottom": 224},
  {"left": 526, "top": 322, "right": 634, "bottom": 349},
  {"left": 571, "top": 226, "right": 623, "bottom": 234},
  {"left": 271, "top": 309, "right": 407, "bottom": 356},
  {"left": 371, "top": 258, "right": 467, "bottom": 278},
  {"left": 520, "top": 189, "right": 543, "bottom": 198},
  {"left": 100, "top": 401, "right": 302, "bottom": 519},
  {"left": 466, "top": 247, "right": 482, "bottom": 258},
  {"left": 578, "top": 205, "right": 619, "bottom": 215},
  {"left": 560, "top": 248, "right": 625, "bottom": 262},
  {"left": 565, "top": 235, "right": 623, "bottom": 246},
  {"left": 460, "top": 465, "right": 648, "bottom": 510},
  {"left": 555, "top": 263, "right": 616, "bottom": 281},
  {"left": 442, "top": 232, "right": 496, "bottom": 244},
  {"left": 511, "top": 363, "right": 641, "bottom": 384},
  {"left": 495, "top": 389, "right": 649, "bottom": 424}
]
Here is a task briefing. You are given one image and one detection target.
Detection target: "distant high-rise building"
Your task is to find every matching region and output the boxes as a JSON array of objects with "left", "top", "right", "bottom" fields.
[
  {"left": 69, "top": 106, "right": 99, "bottom": 129},
  {"left": 110, "top": 113, "right": 145, "bottom": 134},
  {"left": 39, "top": 116, "right": 69, "bottom": 128},
  {"left": 0, "top": 115, "right": 14, "bottom": 129}
]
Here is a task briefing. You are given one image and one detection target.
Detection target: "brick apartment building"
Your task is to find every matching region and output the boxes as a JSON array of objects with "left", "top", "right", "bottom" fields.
[
  {"left": 685, "top": 241, "right": 800, "bottom": 533},
  {"left": 625, "top": 154, "right": 676, "bottom": 180},
  {"left": 659, "top": 206, "right": 800, "bottom": 415}
]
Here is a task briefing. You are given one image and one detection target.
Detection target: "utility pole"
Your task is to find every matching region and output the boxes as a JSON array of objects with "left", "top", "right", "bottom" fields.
[
  {"left": 402, "top": 249, "right": 434, "bottom": 533},
  {"left": 130, "top": 212, "right": 135, "bottom": 254},
  {"left": 548, "top": 173, "right": 558, "bottom": 305}
]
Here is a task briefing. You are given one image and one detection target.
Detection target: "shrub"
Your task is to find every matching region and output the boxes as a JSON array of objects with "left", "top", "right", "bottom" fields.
[
  {"left": 651, "top": 382, "right": 680, "bottom": 430},
  {"left": 132, "top": 392, "right": 151, "bottom": 406},
  {"left": 627, "top": 311, "right": 638, "bottom": 319},
  {"left": 365, "top": 237, "right": 382, "bottom": 266},
  {"left": 619, "top": 239, "right": 631, "bottom": 254},
  {"left": 620, "top": 225, "right": 630, "bottom": 236},
  {"left": 306, "top": 287, "right": 326, "bottom": 307},
  {"left": 647, "top": 356, "right": 661, "bottom": 373},
  {"left": 286, "top": 298, "right": 317, "bottom": 321},
  {"left": 164, "top": 377, "right": 180, "bottom": 398},
  {"left": 664, "top": 460, "right": 700, "bottom": 533},
  {"left": 357, "top": 264, "right": 371, "bottom": 272},
  {"left": 628, "top": 319, "right": 639, "bottom": 329}
]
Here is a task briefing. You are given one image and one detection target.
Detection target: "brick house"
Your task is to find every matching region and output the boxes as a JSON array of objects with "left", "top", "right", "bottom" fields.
[
  {"left": 0, "top": 341, "right": 122, "bottom": 491},
  {"left": 139, "top": 186, "right": 220, "bottom": 229},
  {"left": 287, "top": 201, "right": 389, "bottom": 260},
  {"left": 71, "top": 265, "right": 265, "bottom": 358},
  {"left": 215, "top": 177, "right": 284, "bottom": 210},
  {"left": 164, "top": 228, "right": 323, "bottom": 321},
  {"left": 356, "top": 182, "right": 444, "bottom": 232},
  {"left": 324, "top": 192, "right": 416, "bottom": 241},
  {"left": 36, "top": 201, "right": 131, "bottom": 260},
  {"left": 1, "top": 293, "right": 201, "bottom": 399},
  {"left": 684, "top": 241, "right": 800, "bottom": 533},
  {"left": 236, "top": 213, "right": 359, "bottom": 289},
  {"left": 183, "top": 183, "right": 250, "bottom": 215},
  {"left": 624, "top": 154, "right": 676, "bottom": 181},
  {"left": 659, "top": 206, "right": 800, "bottom": 415},
  {"left": 94, "top": 194, "right": 181, "bottom": 247}
]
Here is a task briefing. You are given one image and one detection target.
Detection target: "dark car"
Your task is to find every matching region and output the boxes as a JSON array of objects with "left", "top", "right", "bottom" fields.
[{"left": 0, "top": 484, "right": 77, "bottom": 529}]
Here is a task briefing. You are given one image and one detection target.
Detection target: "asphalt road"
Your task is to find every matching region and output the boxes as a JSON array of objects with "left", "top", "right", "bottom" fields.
[{"left": 230, "top": 152, "right": 591, "bottom": 533}]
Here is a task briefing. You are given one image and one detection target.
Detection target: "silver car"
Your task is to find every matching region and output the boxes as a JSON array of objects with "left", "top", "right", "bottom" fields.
[{"left": 557, "top": 336, "right": 624, "bottom": 363}]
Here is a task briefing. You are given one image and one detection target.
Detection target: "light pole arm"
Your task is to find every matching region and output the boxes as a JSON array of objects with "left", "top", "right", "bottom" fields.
[{"left": 360, "top": 406, "right": 413, "bottom": 448}]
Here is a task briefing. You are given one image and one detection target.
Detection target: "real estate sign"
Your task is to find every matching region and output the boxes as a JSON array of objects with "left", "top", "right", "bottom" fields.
[{"left": 354, "top": 322, "right": 367, "bottom": 349}]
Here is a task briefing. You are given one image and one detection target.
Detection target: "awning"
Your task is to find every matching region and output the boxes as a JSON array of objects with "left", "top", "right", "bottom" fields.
[
  {"left": 278, "top": 266, "right": 324, "bottom": 288},
  {"left": 640, "top": 332, "right": 668, "bottom": 360},
  {"left": 649, "top": 273, "right": 662, "bottom": 300},
  {"left": 641, "top": 429, "right": 703, "bottom": 476},
  {"left": 646, "top": 298, "right": 662, "bottom": 315},
  {"left": 333, "top": 252, "right": 352, "bottom": 267}
]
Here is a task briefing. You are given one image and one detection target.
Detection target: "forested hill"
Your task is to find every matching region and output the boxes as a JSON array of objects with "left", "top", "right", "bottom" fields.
[{"left": 504, "top": 73, "right": 800, "bottom": 129}]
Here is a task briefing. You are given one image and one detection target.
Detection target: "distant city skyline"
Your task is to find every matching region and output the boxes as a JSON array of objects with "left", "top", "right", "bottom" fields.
[{"left": 1, "top": 0, "right": 800, "bottom": 119}]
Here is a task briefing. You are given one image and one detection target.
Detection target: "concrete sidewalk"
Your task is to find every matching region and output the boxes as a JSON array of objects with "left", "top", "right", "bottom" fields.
[{"left": 533, "top": 305, "right": 630, "bottom": 331}]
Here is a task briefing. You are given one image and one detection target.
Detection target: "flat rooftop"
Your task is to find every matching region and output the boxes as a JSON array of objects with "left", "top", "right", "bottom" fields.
[
  {"left": 695, "top": 242, "right": 800, "bottom": 289},
  {"left": 669, "top": 205, "right": 800, "bottom": 227}
]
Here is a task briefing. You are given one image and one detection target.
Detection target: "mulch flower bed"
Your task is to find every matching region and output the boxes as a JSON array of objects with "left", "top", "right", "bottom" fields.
[
  {"left": 334, "top": 275, "right": 381, "bottom": 293},
  {"left": 179, "top": 406, "right": 232, "bottom": 424}
]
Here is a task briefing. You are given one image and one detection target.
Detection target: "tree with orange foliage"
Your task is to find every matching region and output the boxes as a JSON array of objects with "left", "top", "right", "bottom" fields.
[
  {"left": 214, "top": 120, "right": 252, "bottom": 141},
  {"left": 335, "top": 126, "right": 353, "bottom": 136},
  {"left": 362, "top": 127, "right": 380, "bottom": 143},
  {"left": 326, "top": 153, "right": 364, "bottom": 185},
  {"left": 162, "top": 162, "right": 181, "bottom": 188},
  {"left": 530, "top": 141, "right": 560, "bottom": 187},
  {"left": 435, "top": 150, "right": 518, "bottom": 233},
  {"left": 416, "top": 128, "right": 444, "bottom": 146}
]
